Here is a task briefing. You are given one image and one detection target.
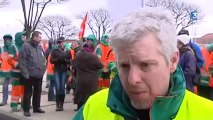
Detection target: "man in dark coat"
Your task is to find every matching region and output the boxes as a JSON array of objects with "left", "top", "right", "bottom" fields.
[
  {"left": 74, "top": 37, "right": 103, "bottom": 111},
  {"left": 177, "top": 30, "right": 196, "bottom": 93},
  {"left": 18, "top": 31, "right": 46, "bottom": 117}
]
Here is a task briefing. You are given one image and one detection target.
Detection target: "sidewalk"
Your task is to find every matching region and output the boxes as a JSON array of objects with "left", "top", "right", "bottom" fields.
[{"left": 0, "top": 80, "right": 77, "bottom": 120}]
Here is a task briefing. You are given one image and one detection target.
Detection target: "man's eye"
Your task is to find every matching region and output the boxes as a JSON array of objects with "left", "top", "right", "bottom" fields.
[
  {"left": 141, "top": 63, "right": 149, "bottom": 67},
  {"left": 120, "top": 64, "right": 129, "bottom": 69},
  {"left": 140, "top": 63, "right": 151, "bottom": 71}
]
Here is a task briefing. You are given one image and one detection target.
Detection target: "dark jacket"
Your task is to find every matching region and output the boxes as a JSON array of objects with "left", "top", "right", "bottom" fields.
[
  {"left": 179, "top": 45, "right": 196, "bottom": 92},
  {"left": 18, "top": 40, "right": 46, "bottom": 79},
  {"left": 74, "top": 49, "right": 103, "bottom": 104},
  {"left": 50, "top": 47, "right": 71, "bottom": 72}
]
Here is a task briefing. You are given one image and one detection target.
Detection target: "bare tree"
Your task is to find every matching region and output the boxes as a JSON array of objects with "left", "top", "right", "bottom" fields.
[
  {"left": 77, "top": 8, "right": 112, "bottom": 42},
  {"left": 20, "top": 0, "right": 69, "bottom": 38},
  {"left": 0, "top": 0, "right": 9, "bottom": 8},
  {"left": 146, "top": 0, "right": 203, "bottom": 32},
  {"left": 37, "top": 15, "right": 78, "bottom": 41}
]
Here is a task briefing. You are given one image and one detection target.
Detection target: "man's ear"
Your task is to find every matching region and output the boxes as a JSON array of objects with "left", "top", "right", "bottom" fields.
[{"left": 170, "top": 51, "right": 179, "bottom": 73}]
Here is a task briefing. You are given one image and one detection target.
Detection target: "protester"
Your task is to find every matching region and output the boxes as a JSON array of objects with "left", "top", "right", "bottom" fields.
[
  {"left": 47, "top": 53, "right": 56, "bottom": 101},
  {"left": 50, "top": 37, "right": 71, "bottom": 111},
  {"left": 198, "top": 44, "right": 213, "bottom": 100},
  {"left": 73, "top": 7, "right": 213, "bottom": 120},
  {"left": 64, "top": 42, "right": 72, "bottom": 94},
  {"left": 67, "top": 41, "right": 82, "bottom": 95},
  {"left": 45, "top": 40, "right": 54, "bottom": 88},
  {"left": 177, "top": 30, "right": 197, "bottom": 92},
  {"left": 96, "top": 34, "right": 115, "bottom": 89},
  {"left": 19, "top": 31, "right": 46, "bottom": 117},
  {"left": 0, "top": 34, "right": 14, "bottom": 106},
  {"left": 8, "top": 31, "right": 27, "bottom": 112},
  {"left": 73, "top": 36, "right": 103, "bottom": 111},
  {"left": 44, "top": 40, "right": 56, "bottom": 101}
]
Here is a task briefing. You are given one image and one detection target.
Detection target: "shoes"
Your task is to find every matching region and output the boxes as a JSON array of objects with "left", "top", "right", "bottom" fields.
[
  {"left": 59, "top": 106, "right": 64, "bottom": 111},
  {"left": 55, "top": 106, "right": 61, "bottom": 111},
  {"left": 0, "top": 102, "right": 7, "bottom": 106},
  {"left": 56, "top": 106, "right": 63, "bottom": 111},
  {"left": 46, "top": 84, "right": 49, "bottom": 88},
  {"left": 33, "top": 108, "right": 45, "bottom": 113},
  {"left": 24, "top": 111, "right": 31, "bottom": 117}
]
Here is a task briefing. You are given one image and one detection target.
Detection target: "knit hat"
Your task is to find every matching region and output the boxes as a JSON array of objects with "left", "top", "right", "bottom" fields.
[
  {"left": 57, "top": 37, "right": 65, "bottom": 44},
  {"left": 177, "top": 29, "right": 190, "bottom": 45}
]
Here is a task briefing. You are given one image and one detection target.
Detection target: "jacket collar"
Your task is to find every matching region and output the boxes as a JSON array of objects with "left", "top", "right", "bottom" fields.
[
  {"left": 107, "top": 66, "right": 186, "bottom": 120},
  {"left": 30, "top": 39, "right": 39, "bottom": 47}
]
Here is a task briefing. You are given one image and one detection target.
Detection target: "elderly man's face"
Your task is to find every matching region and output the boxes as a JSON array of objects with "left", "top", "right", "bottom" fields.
[{"left": 116, "top": 34, "right": 178, "bottom": 109}]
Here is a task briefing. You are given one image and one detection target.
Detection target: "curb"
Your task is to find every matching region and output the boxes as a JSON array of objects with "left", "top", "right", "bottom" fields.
[{"left": 0, "top": 109, "right": 30, "bottom": 120}]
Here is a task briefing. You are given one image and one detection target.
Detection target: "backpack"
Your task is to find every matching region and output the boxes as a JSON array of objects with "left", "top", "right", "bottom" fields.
[{"left": 189, "top": 41, "right": 204, "bottom": 68}]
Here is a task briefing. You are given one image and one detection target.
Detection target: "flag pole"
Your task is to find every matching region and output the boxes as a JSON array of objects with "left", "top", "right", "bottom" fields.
[{"left": 141, "top": 0, "right": 144, "bottom": 7}]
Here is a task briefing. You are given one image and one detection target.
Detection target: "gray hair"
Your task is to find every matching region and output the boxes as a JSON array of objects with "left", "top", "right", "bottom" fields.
[{"left": 109, "top": 7, "right": 178, "bottom": 63}]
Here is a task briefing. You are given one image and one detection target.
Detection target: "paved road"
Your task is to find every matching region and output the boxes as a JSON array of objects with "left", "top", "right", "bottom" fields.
[{"left": 0, "top": 81, "right": 77, "bottom": 120}]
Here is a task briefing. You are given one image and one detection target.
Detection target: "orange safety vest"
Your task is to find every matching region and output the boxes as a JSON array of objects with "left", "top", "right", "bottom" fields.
[
  {"left": 47, "top": 54, "right": 54, "bottom": 75},
  {"left": 0, "top": 47, "right": 12, "bottom": 73},
  {"left": 70, "top": 49, "right": 75, "bottom": 60},
  {"left": 201, "top": 48, "right": 213, "bottom": 87},
  {"left": 99, "top": 44, "right": 115, "bottom": 68}
]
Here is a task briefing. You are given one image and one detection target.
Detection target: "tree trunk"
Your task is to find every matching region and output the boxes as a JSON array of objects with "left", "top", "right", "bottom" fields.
[{"left": 97, "top": 26, "right": 101, "bottom": 44}]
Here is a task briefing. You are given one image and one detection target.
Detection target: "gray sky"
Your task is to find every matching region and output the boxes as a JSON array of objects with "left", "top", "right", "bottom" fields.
[{"left": 0, "top": 0, "right": 212, "bottom": 39}]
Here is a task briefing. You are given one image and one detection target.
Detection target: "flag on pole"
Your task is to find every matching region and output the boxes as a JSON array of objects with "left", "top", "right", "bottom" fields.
[{"left": 78, "top": 12, "right": 88, "bottom": 39}]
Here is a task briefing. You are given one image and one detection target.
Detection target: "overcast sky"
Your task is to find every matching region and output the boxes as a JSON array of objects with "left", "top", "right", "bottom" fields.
[{"left": 0, "top": 0, "right": 212, "bottom": 39}]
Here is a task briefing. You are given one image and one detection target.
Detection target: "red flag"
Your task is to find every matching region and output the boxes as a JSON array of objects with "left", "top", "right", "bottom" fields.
[{"left": 78, "top": 12, "right": 88, "bottom": 39}]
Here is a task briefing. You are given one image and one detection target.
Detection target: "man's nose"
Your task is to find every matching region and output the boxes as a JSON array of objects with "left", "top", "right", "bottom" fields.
[{"left": 128, "top": 66, "right": 141, "bottom": 86}]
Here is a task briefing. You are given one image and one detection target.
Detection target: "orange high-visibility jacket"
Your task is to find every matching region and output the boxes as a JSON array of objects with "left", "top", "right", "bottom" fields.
[
  {"left": 70, "top": 49, "right": 75, "bottom": 60},
  {"left": 47, "top": 54, "right": 54, "bottom": 76},
  {"left": 201, "top": 48, "right": 213, "bottom": 87},
  {"left": 0, "top": 46, "right": 14, "bottom": 77},
  {"left": 98, "top": 44, "right": 115, "bottom": 68}
]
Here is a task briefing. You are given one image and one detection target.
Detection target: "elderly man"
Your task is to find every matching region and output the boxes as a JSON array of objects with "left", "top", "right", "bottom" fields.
[{"left": 73, "top": 7, "right": 213, "bottom": 120}]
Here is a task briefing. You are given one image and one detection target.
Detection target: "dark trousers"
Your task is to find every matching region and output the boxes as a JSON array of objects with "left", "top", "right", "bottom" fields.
[
  {"left": 23, "top": 77, "right": 43, "bottom": 112},
  {"left": 48, "top": 79, "right": 56, "bottom": 101}
]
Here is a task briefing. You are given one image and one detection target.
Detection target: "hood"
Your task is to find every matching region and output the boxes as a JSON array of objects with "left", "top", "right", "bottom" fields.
[
  {"left": 15, "top": 32, "right": 25, "bottom": 46},
  {"left": 107, "top": 66, "right": 185, "bottom": 120},
  {"left": 3, "top": 34, "right": 13, "bottom": 47},
  {"left": 87, "top": 34, "right": 97, "bottom": 46},
  {"left": 101, "top": 34, "right": 109, "bottom": 46},
  {"left": 207, "top": 43, "right": 213, "bottom": 52},
  {"left": 65, "top": 43, "right": 71, "bottom": 50}
]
